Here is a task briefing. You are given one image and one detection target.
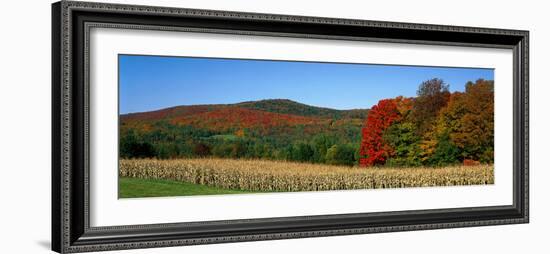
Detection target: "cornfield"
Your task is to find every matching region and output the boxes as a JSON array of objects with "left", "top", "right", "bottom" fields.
[{"left": 120, "top": 158, "right": 494, "bottom": 192}]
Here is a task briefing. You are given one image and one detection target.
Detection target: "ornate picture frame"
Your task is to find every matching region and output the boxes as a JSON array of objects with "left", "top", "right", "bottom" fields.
[{"left": 52, "top": 1, "right": 529, "bottom": 253}]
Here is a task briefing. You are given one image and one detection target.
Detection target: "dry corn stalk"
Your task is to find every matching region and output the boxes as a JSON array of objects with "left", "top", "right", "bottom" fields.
[{"left": 120, "top": 158, "right": 494, "bottom": 192}]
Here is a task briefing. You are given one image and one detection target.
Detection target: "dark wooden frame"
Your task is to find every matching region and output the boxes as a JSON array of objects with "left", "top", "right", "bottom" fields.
[{"left": 52, "top": 1, "right": 529, "bottom": 253}]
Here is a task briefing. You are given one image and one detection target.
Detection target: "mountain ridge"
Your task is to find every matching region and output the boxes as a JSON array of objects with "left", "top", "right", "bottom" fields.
[
  {"left": 119, "top": 98, "right": 369, "bottom": 163},
  {"left": 121, "top": 99, "right": 370, "bottom": 121}
]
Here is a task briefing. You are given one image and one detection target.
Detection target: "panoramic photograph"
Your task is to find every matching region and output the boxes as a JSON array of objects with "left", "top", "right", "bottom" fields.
[{"left": 118, "top": 55, "right": 495, "bottom": 198}]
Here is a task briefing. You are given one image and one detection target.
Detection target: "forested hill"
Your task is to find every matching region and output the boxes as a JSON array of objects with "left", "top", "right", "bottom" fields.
[
  {"left": 235, "top": 99, "right": 369, "bottom": 119},
  {"left": 119, "top": 99, "right": 369, "bottom": 164},
  {"left": 121, "top": 99, "right": 369, "bottom": 122}
]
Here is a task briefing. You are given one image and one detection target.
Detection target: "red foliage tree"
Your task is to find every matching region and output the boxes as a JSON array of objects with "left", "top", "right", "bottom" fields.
[{"left": 359, "top": 99, "right": 402, "bottom": 167}]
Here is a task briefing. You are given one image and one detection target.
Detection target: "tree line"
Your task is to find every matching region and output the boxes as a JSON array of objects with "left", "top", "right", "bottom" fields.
[
  {"left": 119, "top": 120, "right": 362, "bottom": 166},
  {"left": 359, "top": 78, "right": 494, "bottom": 167},
  {"left": 120, "top": 78, "right": 493, "bottom": 167}
]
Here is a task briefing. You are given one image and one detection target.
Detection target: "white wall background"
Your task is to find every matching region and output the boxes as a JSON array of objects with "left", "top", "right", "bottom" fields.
[{"left": 0, "top": 0, "right": 546, "bottom": 253}]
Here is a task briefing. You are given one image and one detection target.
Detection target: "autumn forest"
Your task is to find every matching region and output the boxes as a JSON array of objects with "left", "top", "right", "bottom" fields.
[
  {"left": 120, "top": 78, "right": 493, "bottom": 168},
  {"left": 118, "top": 55, "right": 494, "bottom": 197}
]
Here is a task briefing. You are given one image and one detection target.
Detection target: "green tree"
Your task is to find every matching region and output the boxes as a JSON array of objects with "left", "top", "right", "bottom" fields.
[
  {"left": 290, "top": 142, "right": 314, "bottom": 162},
  {"left": 310, "top": 134, "right": 336, "bottom": 163},
  {"left": 177, "top": 141, "right": 194, "bottom": 158},
  {"left": 212, "top": 143, "right": 232, "bottom": 158},
  {"left": 119, "top": 129, "right": 155, "bottom": 158},
  {"left": 156, "top": 143, "right": 179, "bottom": 159},
  {"left": 428, "top": 131, "right": 460, "bottom": 166},
  {"left": 383, "top": 122, "right": 422, "bottom": 167},
  {"left": 230, "top": 141, "right": 248, "bottom": 158},
  {"left": 325, "top": 144, "right": 356, "bottom": 166}
]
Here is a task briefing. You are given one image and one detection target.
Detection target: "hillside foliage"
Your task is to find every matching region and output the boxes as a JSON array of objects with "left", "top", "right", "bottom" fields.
[
  {"left": 120, "top": 78, "right": 494, "bottom": 167},
  {"left": 359, "top": 78, "right": 494, "bottom": 167},
  {"left": 120, "top": 99, "right": 365, "bottom": 166}
]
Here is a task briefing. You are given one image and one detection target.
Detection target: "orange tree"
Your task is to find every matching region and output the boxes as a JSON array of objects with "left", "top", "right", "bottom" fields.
[{"left": 435, "top": 79, "right": 494, "bottom": 162}]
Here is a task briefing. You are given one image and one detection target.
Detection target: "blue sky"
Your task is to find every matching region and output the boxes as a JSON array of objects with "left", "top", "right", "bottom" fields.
[{"left": 119, "top": 55, "right": 494, "bottom": 114}]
